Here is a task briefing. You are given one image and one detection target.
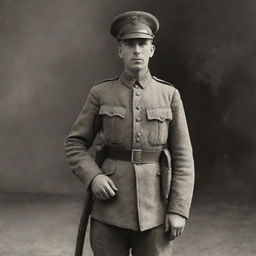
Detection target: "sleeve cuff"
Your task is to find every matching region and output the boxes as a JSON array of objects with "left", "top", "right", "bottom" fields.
[{"left": 167, "top": 211, "right": 189, "bottom": 219}]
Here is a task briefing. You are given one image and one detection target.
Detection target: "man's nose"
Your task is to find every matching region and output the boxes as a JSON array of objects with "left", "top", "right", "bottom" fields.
[{"left": 133, "top": 43, "right": 141, "bottom": 54}]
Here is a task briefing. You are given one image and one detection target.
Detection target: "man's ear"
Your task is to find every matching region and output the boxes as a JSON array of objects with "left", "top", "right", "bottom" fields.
[
  {"left": 118, "top": 45, "right": 123, "bottom": 59},
  {"left": 150, "top": 44, "right": 156, "bottom": 58}
]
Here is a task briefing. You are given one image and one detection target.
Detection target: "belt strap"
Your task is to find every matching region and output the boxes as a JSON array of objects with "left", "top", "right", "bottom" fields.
[{"left": 106, "top": 147, "right": 162, "bottom": 164}]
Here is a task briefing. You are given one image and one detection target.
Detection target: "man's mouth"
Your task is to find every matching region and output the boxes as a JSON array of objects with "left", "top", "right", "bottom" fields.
[{"left": 131, "top": 58, "right": 143, "bottom": 61}]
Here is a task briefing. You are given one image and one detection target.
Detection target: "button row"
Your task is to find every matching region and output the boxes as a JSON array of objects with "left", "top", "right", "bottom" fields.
[{"left": 134, "top": 84, "right": 141, "bottom": 145}]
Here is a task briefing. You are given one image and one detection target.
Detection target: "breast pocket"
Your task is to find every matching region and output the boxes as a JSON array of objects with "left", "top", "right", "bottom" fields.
[
  {"left": 146, "top": 108, "right": 172, "bottom": 145},
  {"left": 99, "top": 105, "right": 126, "bottom": 144}
]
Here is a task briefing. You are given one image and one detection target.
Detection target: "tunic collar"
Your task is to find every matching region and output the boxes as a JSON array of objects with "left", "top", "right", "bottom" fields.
[{"left": 119, "top": 70, "right": 152, "bottom": 89}]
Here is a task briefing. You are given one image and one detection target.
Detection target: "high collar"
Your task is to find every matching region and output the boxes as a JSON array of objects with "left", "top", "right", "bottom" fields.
[{"left": 119, "top": 70, "right": 152, "bottom": 89}]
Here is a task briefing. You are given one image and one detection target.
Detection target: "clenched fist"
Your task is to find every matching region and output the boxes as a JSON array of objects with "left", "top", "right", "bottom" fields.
[
  {"left": 91, "top": 174, "right": 118, "bottom": 200},
  {"left": 164, "top": 213, "right": 186, "bottom": 241}
]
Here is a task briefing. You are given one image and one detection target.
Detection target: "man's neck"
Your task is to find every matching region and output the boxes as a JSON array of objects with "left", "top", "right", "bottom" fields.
[{"left": 124, "top": 67, "right": 148, "bottom": 78}]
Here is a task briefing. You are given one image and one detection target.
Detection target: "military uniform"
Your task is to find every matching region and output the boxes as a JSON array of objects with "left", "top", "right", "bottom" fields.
[{"left": 64, "top": 11, "right": 194, "bottom": 256}]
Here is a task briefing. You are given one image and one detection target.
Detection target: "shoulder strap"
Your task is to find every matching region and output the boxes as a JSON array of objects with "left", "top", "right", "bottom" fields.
[
  {"left": 152, "top": 76, "right": 173, "bottom": 86},
  {"left": 96, "top": 76, "right": 119, "bottom": 85}
]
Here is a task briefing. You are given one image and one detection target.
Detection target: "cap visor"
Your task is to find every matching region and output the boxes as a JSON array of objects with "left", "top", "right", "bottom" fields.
[{"left": 119, "top": 33, "right": 153, "bottom": 40}]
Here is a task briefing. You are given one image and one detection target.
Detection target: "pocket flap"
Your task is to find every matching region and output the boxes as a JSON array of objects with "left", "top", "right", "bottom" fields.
[
  {"left": 146, "top": 108, "right": 172, "bottom": 122},
  {"left": 99, "top": 105, "right": 126, "bottom": 118},
  {"left": 101, "top": 158, "right": 116, "bottom": 176}
]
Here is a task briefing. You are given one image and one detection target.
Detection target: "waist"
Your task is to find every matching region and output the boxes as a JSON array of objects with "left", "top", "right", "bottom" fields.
[{"left": 106, "top": 147, "right": 162, "bottom": 164}]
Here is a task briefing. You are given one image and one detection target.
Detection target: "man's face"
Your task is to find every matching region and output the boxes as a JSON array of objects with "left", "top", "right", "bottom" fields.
[{"left": 118, "top": 38, "right": 155, "bottom": 73}]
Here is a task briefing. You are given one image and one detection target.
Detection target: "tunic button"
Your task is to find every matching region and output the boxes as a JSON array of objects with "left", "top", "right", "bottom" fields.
[
  {"left": 137, "top": 132, "right": 141, "bottom": 137},
  {"left": 136, "top": 106, "right": 140, "bottom": 110},
  {"left": 134, "top": 84, "right": 139, "bottom": 89},
  {"left": 136, "top": 117, "right": 141, "bottom": 122},
  {"left": 95, "top": 144, "right": 103, "bottom": 151},
  {"left": 136, "top": 91, "right": 141, "bottom": 96}
]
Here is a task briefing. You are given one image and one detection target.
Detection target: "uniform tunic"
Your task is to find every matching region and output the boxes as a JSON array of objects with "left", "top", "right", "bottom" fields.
[{"left": 64, "top": 70, "right": 194, "bottom": 231}]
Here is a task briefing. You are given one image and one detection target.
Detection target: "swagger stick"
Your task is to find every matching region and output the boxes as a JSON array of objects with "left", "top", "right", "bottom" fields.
[
  {"left": 74, "top": 142, "right": 106, "bottom": 256},
  {"left": 74, "top": 191, "right": 93, "bottom": 256}
]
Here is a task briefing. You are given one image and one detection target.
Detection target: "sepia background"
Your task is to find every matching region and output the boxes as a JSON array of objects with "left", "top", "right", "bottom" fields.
[{"left": 0, "top": 0, "right": 255, "bottom": 255}]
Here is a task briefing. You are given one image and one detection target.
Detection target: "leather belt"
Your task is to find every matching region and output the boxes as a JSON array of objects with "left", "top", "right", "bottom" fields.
[{"left": 106, "top": 147, "right": 162, "bottom": 164}]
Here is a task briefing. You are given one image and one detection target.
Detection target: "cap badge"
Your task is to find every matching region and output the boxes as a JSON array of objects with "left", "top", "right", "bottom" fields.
[{"left": 131, "top": 16, "right": 138, "bottom": 25}]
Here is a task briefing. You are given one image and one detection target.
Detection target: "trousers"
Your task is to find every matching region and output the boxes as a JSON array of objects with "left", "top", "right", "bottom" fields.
[{"left": 90, "top": 218, "right": 173, "bottom": 256}]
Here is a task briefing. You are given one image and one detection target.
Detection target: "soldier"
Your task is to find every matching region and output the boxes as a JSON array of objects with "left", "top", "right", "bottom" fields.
[{"left": 64, "top": 11, "right": 194, "bottom": 256}]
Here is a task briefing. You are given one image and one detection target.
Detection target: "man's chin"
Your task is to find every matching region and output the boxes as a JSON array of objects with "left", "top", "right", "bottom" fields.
[{"left": 129, "top": 64, "right": 145, "bottom": 72}]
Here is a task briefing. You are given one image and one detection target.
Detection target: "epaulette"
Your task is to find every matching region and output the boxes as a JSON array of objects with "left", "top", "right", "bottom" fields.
[
  {"left": 153, "top": 76, "right": 173, "bottom": 87},
  {"left": 96, "top": 76, "right": 119, "bottom": 85}
]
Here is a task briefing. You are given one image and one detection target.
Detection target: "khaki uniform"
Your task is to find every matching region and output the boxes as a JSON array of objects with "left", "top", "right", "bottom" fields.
[
  {"left": 65, "top": 10, "right": 194, "bottom": 256},
  {"left": 64, "top": 70, "right": 194, "bottom": 232}
]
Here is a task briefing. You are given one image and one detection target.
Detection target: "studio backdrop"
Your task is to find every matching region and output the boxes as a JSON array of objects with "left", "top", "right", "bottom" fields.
[{"left": 1, "top": 0, "right": 255, "bottom": 197}]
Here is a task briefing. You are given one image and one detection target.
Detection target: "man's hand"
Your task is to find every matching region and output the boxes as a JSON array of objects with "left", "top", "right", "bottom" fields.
[
  {"left": 164, "top": 213, "right": 186, "bottom": 241},
  {"left": 91, "top": 174, "right": 118, "bottom": 200}
]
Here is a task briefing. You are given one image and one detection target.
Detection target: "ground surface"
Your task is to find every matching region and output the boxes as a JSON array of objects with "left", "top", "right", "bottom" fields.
[{"left": 0, "top": 193, "right": 255, "bottom": 256}]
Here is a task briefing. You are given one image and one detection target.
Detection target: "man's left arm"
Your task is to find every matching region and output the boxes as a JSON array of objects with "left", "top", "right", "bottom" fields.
[{"left": 166, "top": 88, "right": 195, "bottom": 239}]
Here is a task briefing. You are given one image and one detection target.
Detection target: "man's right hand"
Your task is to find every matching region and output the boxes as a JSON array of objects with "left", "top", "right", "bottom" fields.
[{"left": 91, "top": 174, "right": 118, "bottom": 200}]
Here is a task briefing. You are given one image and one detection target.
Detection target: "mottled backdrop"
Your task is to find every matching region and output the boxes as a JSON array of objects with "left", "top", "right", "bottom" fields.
[{"left": 1, "top": 0, "right": 255, "bottom": 197}]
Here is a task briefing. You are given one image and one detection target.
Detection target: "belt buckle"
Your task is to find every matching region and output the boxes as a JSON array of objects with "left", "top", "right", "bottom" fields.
[{"left": 131, "top": 149, "right": 142, "bottom": 164}]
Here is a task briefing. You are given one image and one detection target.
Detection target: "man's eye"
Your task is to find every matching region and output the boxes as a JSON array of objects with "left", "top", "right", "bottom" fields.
[
  {"left": 139, "top": 40, "right": 148, "bottom": 46},
  {"left": 124, "top": 42, "right": 133, "bottom": 46}
]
